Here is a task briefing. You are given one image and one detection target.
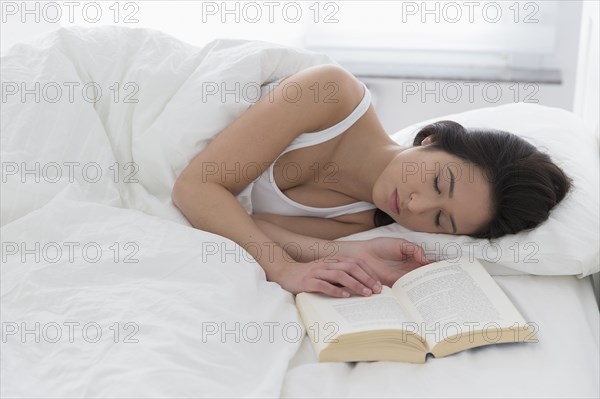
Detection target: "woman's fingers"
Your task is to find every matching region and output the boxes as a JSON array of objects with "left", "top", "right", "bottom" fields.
[
  {"left": 320, "top": 258, "right": 382, "bottom": 295},
  {"left": 304, "top": 256, "right": 387, "bottom": 298},
  {"left": 307, "top": 278, "right": 351, "bottom": 298},
  {"left": 316, "top": 269, "right": 374, "bottom": 297},
  {"left": 341, "top": 257, "right": 382, "bottom": 289}
]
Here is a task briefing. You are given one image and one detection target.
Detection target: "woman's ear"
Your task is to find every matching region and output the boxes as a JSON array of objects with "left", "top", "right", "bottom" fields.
[{"left": 421, "top": 135, "right": 435, "bottom": 145}]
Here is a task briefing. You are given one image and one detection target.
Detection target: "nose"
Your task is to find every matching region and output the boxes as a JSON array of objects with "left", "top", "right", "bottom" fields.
[{"left": 406, "top": 193, "right": 440, "bottom": 215}]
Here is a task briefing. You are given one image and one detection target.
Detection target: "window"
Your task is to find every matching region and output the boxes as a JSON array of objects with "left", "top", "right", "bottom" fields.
[
  {"left": 57, "top": 1, "right": 565, "bottom": 82},
  {"left": 300, "top": 1, "right": 562, "bottom": 82}
]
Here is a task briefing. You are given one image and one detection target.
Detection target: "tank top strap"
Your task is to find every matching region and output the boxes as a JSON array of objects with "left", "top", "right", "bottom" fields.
[
  {"left": 250, "top": 79, "right": 376, "bottom": 218},
  {"left": 280, "top": 81, "right": 371, "bottom": 155}
]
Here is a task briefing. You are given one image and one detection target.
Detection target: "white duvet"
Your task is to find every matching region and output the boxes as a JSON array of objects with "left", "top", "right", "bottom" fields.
[
  {"left": 1, "top": 26, "right": 598, "bottom": 398},
  {"left": 1, "top": 26, "right": 333, "bottom": 397},
  {"left": 1, "top": 25, "right": 336, "bottom": 225}
]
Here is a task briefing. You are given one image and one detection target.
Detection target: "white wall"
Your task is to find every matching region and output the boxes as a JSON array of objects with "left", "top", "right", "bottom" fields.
[
  {"left": 574, "top": 0, "right": 600, "bottom": 145},
  {"left": 360, "top": 1, "right": 584, "bottom": 134},
  {"left": 572, "top": 0, "right": 600, "bottom": 308},
  {"left": 1, "top": 10, "right": 60, "bottom": 56},
  {"left": 363, "top": 78, "right": 577, "bottom": 134}
]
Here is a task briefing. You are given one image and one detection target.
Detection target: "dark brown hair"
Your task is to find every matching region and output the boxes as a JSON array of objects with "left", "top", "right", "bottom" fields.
[{"left": 373, "top": 120, "right": 573, "bottom": 239}]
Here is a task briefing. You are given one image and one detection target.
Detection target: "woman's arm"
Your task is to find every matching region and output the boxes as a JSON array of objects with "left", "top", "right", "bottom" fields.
[
  {"left": 251, "top": 217, "right": 358, "bottom": 263},
  {"left": 253, "top": 218, "right": 431, "bottom": 287},
  {"left": 171, "top": 65, "right": 379, "bottom": 297}
]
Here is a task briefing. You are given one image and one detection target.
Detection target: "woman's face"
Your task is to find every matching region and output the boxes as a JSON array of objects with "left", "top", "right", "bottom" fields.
[{"left": 375, "top": 139, "right": 494, "bottom": 235}]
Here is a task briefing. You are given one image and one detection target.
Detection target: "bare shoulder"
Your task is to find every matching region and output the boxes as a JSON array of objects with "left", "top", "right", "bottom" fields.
[{"left": 297, "top": 65, "right": 366, "bottom": 132}]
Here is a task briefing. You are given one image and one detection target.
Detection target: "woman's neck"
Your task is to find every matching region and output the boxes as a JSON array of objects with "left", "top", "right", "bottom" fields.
[{"left": 331, "top": 124, "right": 407, "bottom": 205}]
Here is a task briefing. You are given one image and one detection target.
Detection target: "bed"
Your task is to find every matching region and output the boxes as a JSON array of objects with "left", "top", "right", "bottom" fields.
[{"left": 1, "top": 26, "right": 598, "bottom": 398}]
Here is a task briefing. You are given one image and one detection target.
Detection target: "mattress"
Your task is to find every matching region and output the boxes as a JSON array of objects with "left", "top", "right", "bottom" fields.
[{"left": 282, "top": 275, "right": 600, "bottom": 398}]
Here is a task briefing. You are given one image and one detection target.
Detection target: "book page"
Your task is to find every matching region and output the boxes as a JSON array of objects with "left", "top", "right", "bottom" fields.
[
  {"left": 296, "top": 286, "right": 425, "bottom": 356},
  {"left": 296, "top": 286, "right": 416, "bottom": 335},
  {"left": 391, "top": 258, "right": 529, "bottom": 349}
]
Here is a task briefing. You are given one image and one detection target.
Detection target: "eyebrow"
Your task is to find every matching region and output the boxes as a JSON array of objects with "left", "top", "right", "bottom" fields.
[{"left": 448, "top": 169, "right": 457, "bottom": 234}]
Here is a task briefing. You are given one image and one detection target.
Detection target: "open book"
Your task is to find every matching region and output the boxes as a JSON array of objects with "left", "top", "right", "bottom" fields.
[{"left": 295, "top": 258, "right": 537, "bottom": 363}]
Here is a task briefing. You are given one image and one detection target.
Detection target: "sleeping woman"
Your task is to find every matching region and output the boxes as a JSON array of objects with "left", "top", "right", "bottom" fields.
[{"left": 172, "top": 64, "right": 572, "bottom": 298}]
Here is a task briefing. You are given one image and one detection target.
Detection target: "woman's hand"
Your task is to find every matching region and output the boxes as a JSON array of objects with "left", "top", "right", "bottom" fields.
[
  {"left": 340, "top": 237, "right": 432, "bottom": 287},
  {"left": 276, "top": 256, "right": 383, "bottom": 298}
]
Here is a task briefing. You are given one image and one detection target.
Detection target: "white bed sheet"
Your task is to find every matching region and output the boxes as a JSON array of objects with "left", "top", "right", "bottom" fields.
[
  {"left": 1, "top": 195, "right": 307, "bottom": 397},
  {"left": 281, "top": 274, "right": 600, "bottom": 398}
]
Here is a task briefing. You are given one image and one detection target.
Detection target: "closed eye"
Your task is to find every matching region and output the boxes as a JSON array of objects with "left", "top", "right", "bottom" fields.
[{"left": 434, "top": 175, "right": 442, "bottom": 227}]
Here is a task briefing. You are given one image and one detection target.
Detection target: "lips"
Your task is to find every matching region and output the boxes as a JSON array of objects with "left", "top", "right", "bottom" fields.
[{"left": 389, "top": 189, "right": 400, "bottom": 215}]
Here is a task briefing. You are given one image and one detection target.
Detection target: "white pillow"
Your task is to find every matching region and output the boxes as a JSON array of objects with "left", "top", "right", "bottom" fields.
[{"left": 338, "top": 103, "right": 599, "bottom": 277}]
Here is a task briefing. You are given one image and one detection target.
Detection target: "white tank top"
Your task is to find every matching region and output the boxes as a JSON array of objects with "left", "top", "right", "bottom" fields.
[{"left": 250, "top": 81, "right": 377, "bottom": 218}]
